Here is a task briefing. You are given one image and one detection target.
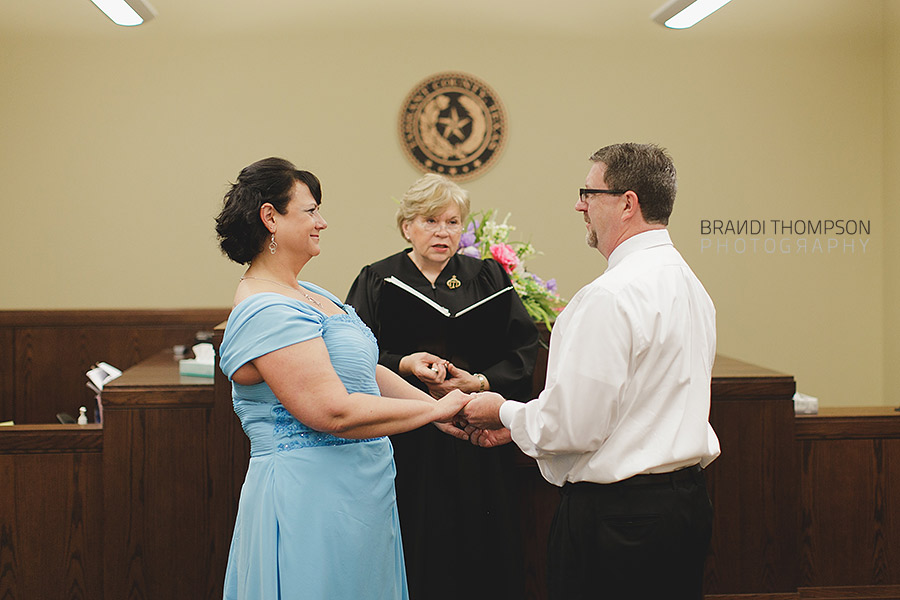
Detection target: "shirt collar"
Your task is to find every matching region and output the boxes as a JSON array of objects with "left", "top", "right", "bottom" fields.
[{"left": 606, "top": 229, "right": 673, "bottom": 271}]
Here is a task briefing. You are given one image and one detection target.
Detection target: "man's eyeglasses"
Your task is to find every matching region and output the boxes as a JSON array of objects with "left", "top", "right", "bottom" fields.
[{"left": 579, "top": 188, "right": 628, "bottom": 202}]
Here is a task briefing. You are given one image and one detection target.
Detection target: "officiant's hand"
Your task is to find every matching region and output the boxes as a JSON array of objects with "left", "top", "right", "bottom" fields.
[
  {"left": 426, "top": 363, "right": 486, "bottom": 397},
  {"left": 400, "top": 352, "right": 448, "bottom": 384}
]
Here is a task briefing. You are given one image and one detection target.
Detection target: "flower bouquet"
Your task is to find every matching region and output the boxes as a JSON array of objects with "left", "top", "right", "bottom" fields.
[{"left": 458, "top": 210, "right": 566, "bottom": 328}]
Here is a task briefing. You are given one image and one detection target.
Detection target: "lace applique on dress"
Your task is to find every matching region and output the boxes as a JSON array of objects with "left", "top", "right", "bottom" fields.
[{"left": 272, "top": 406, "right": 379, "bottom": 451}]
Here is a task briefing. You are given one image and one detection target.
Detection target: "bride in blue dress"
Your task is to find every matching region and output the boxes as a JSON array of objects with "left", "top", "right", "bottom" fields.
[{"left": 214, "top": 158, "right": 471, "bottom": 600}]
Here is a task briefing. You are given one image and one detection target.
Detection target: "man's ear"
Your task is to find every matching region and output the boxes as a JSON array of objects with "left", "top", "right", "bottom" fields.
[{"left": 621, "top": 191, "right": 641, "bottom": 222}]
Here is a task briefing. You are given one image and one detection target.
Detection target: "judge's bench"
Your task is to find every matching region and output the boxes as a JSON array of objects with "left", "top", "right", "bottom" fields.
[{"left": 0, "top": 310, "right": 898, "bottom": 600}]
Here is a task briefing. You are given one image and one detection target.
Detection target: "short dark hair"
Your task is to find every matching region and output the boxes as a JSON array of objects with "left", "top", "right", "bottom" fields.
[
  {"left": 590, "top": 143, "right": 677, "bottom": 225},
  {"left": 215, "top": 157, "right": 322, "bottom": 264}
]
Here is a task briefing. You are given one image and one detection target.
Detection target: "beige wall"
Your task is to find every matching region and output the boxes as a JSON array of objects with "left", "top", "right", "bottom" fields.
[
  {"left": 0, "top": 1, "right": 895, "bottom": 407},
  {"left": 885, "top": 2, "right": 900, "bottom": 406}
]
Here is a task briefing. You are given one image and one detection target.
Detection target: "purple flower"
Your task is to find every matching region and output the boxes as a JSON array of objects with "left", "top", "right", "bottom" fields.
[
  {"left": 459, "top": 231, "right": 476, "bottom": 248},
  {"left": 545, "top": 278, "right": 557, "bottom": 293},
  {"left": 459, "top": 246, "right": 481, "bottom": 258}
]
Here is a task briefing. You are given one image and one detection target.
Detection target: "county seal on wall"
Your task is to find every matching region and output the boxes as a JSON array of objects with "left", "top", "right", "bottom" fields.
[{"left": 398, "top": 72, "right": 507, "bottom": 181}]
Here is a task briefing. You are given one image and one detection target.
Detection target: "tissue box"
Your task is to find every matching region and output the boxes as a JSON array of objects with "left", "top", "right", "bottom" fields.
[
  {"left": 179, "top": 358, "right": 215, "bottom": 378},
  {"left": 179, "top": 342, "right": 215, "bottom": 378}
]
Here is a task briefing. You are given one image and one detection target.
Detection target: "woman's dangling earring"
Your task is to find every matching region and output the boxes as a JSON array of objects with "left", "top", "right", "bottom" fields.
[{"left": 269, "top": 233, "right": 277, "bottom": 254}]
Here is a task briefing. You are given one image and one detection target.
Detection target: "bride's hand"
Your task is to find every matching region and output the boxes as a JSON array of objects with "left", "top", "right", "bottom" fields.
[
  {"left": 432, "top": 388, "right": 470, "bottom": 423},
  {"left": 433, "top": 421, "right": 469, "bottom": 441}
]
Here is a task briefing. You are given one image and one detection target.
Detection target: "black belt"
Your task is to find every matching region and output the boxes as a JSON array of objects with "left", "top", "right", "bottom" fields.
[{"left": 564, "top": 464, "right": 703, "bottom": 491}]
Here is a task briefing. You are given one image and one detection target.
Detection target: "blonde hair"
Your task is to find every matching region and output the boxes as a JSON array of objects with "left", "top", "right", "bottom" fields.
[{"left": 395, "top": 173, "right": 471, "bottom": 239}]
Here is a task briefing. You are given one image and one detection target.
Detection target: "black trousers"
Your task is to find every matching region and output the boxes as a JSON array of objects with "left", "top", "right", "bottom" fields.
[{"left": 547, "top": 466, "right": 713, "bottom": 600}]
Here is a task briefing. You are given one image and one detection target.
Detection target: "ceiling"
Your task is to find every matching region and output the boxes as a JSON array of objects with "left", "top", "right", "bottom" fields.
[{"left": 0, "top": 0, "right": 847, "bottom": 39}]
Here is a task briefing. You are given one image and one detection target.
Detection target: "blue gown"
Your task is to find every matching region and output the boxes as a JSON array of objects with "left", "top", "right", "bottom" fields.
[{"left": 219, "top": 283, "right": 408, "bottom": 600}]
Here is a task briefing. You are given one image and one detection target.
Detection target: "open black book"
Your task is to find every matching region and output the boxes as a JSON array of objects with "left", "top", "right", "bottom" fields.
[{"left": 384, "top": 276, "right": 513, "bottom": 318}]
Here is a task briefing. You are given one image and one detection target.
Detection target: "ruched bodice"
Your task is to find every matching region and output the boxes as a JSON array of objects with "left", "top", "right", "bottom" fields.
[{"left": 226, "top": 311, "right": 382, "bottom": 456}]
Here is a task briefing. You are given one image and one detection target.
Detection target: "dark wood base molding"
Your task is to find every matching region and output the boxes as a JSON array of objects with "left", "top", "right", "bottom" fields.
[{"left": 707, "top": 584, "right": 900, "bottom": 599}]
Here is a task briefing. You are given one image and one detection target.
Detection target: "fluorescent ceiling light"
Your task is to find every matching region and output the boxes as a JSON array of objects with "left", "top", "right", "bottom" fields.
[
  {"left": 90, "top": 0, "right": 157, "bottom": 26},
  {"left": 651, "top": 0, "right": 734, "bottom": 29}
]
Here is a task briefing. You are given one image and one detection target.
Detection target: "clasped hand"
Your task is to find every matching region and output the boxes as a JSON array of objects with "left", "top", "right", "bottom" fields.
[
  {"left": 400, "top": 352, "right": 483, "bottom": 396},
  {"left": 404, "top": 352, "right": 511, "bottom": 447},
  {"left": 433, "top": 390, "right": 511, "bottom": 448}
]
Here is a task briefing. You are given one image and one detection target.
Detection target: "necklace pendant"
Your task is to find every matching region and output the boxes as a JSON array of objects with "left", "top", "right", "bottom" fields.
[{"left": 446, "top": 275, "right": 461, "bottom": 289}]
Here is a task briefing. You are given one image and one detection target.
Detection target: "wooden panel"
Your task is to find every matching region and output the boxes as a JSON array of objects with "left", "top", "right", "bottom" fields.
[
  {"left": 706, "top": 595, "right": 798, "bottom": 600},
  {"left": 102, "top": 406, "right": 221, "bottom": 600},
  {"left": 0, "top": 328, "right": 13, "bottom": 422},
  {"left": 796, "top": 408, "right": 900, "bottom": 440},
  {"left": 0, "top": 424, "right": 102, "bottom": 453},
  {"left": 15, "top": 326, "right": 211, "bottom": 424},
  {"left": 0, "top": 432, "right": 103, "bottom": 600},
  {"left": 799, "top": 426, "right": 900, "bottom": 587},
  {"left": 1, "top": 309, "right": 229, "bottom": 425},
  {"left": 798, "top": 584, "right": 900, "bottom": 599},
  {"left": 705, "top": 395, "right": 799, "bottom": 594}
]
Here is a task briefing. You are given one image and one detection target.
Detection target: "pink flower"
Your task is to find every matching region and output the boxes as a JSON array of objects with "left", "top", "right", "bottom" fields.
[{"left": 490, "top": 243, "right": 519, "bottom": 274}]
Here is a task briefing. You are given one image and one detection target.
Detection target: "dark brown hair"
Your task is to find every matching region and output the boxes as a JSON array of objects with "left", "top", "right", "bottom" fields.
[
  {"left": 215, "top": 157, "right": 322, "bottom": 264},
  {"left": 590, "top": 143, "right": 677, "bottom": 225}
]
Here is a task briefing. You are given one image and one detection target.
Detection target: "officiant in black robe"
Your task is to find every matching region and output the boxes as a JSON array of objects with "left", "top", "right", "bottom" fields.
[{"left": 346, "top": 173, "right": 539, "bottom": 600}]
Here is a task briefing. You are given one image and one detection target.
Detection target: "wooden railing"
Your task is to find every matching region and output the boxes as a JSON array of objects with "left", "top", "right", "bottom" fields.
[{"left": 0, "top": 308, "right": 230, "bottom": 424}]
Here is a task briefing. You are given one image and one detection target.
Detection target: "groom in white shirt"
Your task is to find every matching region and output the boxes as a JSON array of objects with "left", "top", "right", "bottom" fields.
[{"left": 463, "top": 142, "right": 720, "bottom": 600}]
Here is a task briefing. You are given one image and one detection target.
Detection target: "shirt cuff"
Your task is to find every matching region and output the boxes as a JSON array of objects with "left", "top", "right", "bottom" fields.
[{"left": 499, "top": 400, "right": 523, "bottom": 429}]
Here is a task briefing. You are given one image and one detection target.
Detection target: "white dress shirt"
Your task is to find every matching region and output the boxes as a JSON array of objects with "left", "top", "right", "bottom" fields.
[{"left": 500, "top": 229, "right": 721, "bottom": 485}]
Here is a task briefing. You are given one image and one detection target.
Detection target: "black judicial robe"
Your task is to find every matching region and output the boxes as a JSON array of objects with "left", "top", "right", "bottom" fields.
[{"left": 346, "top": 249, "right": 539, "bottom": 600}]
